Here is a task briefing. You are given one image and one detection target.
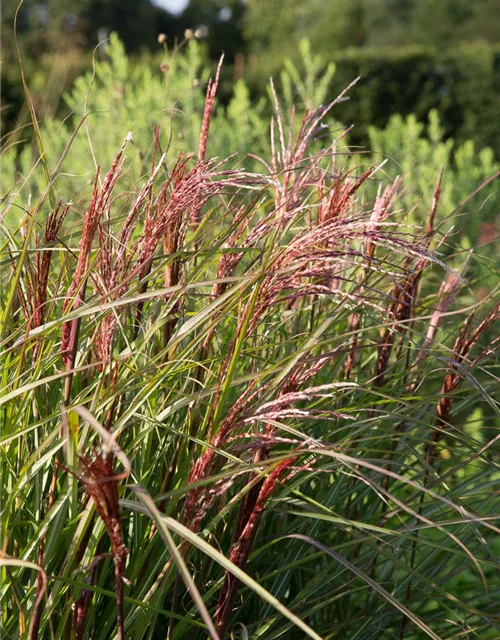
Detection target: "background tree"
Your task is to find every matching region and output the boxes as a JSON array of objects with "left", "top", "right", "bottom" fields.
[
  {"left": 180, "top": 0, "right": 246, "bottom": 60},
  {"left": 81, "top": 0, "right": 180, "bottom": 52}
]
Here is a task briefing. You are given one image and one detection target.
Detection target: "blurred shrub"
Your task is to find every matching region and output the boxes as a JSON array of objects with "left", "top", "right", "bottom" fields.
[
  {"left": 3, "top": 35, "right": 498, "bottom": 272},
  {"left": 248, "top": 41, "right": 500, "bottom": 160},
  {"left": 366, "top": 110, "right": 498, "bottom": 230},
  {"left": 2, "top": 34, "right": 268, "bottom": 205},
  {"left": 0, "top": 48, "right": 90, "bottom": 137},
  {"left": 363, "top": 110, "right": 499, "bottom": 288},
  {"left": 4, "top": 36, "right": 499, "bottom": 165},
  {"left": 279, "top": 38, "right": 336, "bottom": 111},
  {"left": 330, "top": 42, "right": 500, "bottom": 158}
]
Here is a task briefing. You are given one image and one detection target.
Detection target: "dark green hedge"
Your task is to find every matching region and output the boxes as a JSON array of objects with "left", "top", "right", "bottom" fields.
[{"left": 327, "top": 42, "right": 500, "bottom": 156}]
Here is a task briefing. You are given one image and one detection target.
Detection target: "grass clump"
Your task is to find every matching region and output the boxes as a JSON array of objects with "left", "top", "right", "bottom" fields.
[{"left": 1, "top": 48, "right": 500, "bottom": 640}]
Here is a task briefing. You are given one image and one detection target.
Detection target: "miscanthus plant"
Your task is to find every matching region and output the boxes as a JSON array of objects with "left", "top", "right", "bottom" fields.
[{"left": 1, "top": 55, "right": 500, "bottom": 640}]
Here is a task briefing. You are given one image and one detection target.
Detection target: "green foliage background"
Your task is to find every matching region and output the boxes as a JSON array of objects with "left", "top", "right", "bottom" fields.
[{"left": 4, "top": 35, "right": 498, "bottom": 285}]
